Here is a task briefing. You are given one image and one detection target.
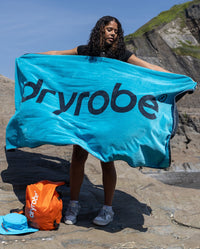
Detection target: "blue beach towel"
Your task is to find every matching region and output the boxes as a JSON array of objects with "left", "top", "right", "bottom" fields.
[{"left": 6, "top": 54, "right": 196, "bottom": 168}]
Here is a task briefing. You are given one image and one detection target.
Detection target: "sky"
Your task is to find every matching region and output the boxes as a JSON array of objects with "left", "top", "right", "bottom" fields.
[{"left": 0, "top": 0, "right": 190, "bottom": 80}]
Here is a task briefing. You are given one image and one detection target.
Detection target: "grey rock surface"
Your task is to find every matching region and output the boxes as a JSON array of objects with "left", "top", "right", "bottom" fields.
[
  {"left": 125, "top": 1, "right": 200, "bottom": 109},
  {"left": 0, "top": 72, "right": 200, "bottom": 248}
]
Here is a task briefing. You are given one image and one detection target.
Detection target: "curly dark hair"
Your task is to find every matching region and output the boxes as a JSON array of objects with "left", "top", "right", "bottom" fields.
[{"left": 87, "top": 16, "right": 126, "bottom": 60}]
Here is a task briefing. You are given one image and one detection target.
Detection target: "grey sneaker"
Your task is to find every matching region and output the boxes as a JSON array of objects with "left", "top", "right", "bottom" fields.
[
  {"left": 93, "top": 206, "right": 114, "bottom": 226},
  {"left": 64, "top": 201, "right": 80, "bottom": 225}
]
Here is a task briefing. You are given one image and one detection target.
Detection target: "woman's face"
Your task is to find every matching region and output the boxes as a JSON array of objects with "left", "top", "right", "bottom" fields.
[{"left": 104, "top": 21, "right": 118, "bottom": 45}]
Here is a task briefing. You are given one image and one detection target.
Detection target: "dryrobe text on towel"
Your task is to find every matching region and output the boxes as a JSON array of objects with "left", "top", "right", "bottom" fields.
[{"left": 22, "top": 79, "right": 159, "bottom": 119}]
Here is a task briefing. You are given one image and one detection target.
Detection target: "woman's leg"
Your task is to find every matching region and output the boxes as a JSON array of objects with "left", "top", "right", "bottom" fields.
[
  {"left": 70, "top": 145, "right": 88, "bottom": 200},
  {"left": 101, "top": 161, "right": 117, "bottom": 206},
  {"left": 93, "top": 161, "right": 116, "bottom": 226},
  {"left": 64, "top": 145, "right": 88, "bottom": 225}
]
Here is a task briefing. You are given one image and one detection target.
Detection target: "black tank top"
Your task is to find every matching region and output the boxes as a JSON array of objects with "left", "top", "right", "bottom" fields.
[{"left": 77, "top": 45, "right": 133, "bottom": 62}]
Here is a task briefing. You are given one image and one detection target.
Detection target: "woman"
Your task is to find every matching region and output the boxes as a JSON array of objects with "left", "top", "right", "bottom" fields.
[{"left": 40, "top": 16, "right": 170, "bottom": 226}]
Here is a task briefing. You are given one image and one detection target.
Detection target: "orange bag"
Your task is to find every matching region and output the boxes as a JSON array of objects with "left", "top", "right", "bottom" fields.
[{"left": 25, "top": 180, "right": 65, "bottom": 230}]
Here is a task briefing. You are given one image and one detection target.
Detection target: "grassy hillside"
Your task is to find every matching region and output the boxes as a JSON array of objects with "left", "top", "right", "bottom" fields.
[
  {"left": 125, "top": 0, "right": 197, "bottom": 42},
  {"left": 173, "top": 44, "right": 200, "bottom": 59}
]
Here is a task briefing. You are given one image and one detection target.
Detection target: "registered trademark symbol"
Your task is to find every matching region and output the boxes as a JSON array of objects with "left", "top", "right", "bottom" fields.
[{"left": 158, "top": 94, "right": 167, "bottom": 102}]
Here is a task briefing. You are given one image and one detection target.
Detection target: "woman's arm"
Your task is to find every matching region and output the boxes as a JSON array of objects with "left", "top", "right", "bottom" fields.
[
  {"left": 127, "top": 54, "right": 171, "bottom": 73},
  {"left": 37, "top": 47, "right": 78, "bottom": 55}
]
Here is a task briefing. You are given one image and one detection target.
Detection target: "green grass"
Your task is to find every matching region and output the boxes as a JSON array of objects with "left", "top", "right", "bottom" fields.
[
  {"left": 173, "top": 44, "right": 200, "bottom": 59},
  {"left": 125, "top": 0, "right": 195, "bottom": 41}
]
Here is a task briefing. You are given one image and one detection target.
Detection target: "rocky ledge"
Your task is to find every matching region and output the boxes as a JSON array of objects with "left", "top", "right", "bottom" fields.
[{"left": 0, "top": 69, "right": 200, "bottom": 248}]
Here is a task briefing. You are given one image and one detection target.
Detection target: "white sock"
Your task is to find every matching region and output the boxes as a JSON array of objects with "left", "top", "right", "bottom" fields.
[
  {"left": 103, "top": 205, "right": 113, "bottom": 211},
  {"left": 70, "top": 200, "right": 79, "bottom": 205}
]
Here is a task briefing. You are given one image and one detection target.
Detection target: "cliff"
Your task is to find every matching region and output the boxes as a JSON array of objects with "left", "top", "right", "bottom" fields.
[
  {"left": 125, "top": 0, "right": 200, "bottom": 174},
  {"left": 125, "top": 0, "right": 200, "bottom": 107}
]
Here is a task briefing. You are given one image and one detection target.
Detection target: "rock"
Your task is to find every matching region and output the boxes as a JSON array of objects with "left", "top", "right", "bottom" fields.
[
  {"left": 125, "top": 1, "right": 200, "bottom": 108},
  {"left": 125, "top": 0, "right": 200, "bottom": 174},
  {"left": 174, "top": 209, "right": 200, "bottom": 229},
  {"left": 1, "top": 74, "right": 200, "bottom": 249}
]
